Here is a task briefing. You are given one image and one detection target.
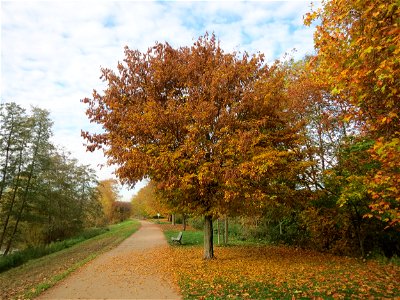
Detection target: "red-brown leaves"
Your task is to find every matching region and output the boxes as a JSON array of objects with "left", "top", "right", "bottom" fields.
[{"left": 81, "top": 33, "right": 307, "bottom": 221}]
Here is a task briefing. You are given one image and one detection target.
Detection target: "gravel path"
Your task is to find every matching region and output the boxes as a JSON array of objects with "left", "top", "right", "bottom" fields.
[{"left": 37, "top": 220, "right": 181, "bottom": 299}]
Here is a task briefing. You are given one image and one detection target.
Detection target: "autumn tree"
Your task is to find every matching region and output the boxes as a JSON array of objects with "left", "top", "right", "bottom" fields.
[
  {"left": 97, "top": 179, "right": 120, "bottom": 224},
  {"left": 131, "top": 181, "right": 171, "bottom": 219},
  {"left": 82, "top": 34, "right": 308, "bottom": 259},
  {"left": 306, "top": 0, "right": 400, "bottom": 227}
]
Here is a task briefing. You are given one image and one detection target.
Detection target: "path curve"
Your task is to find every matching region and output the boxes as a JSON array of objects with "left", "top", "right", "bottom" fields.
[{"left": 37, "top": 220, "right": 181, "bottom": 299}]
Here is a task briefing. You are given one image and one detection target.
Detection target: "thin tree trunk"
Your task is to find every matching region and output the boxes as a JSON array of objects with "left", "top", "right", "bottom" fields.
[
  {"left": 351, "top": 204, "right": 365, "bottom": 258},
  {"left": 172, "top": 214, "right": 175, "bottom": 226},
  {"left": 217, "top": 219, "right": 220, "bottom": 245},
  {"left": 317, "top": 122, "right": 326, "bottom": 172},
  {"left": 4, "top": 162, "right": 35, "bottom": 255},
  {"left": 0, "top": 118, "right": 14, "bottom": 204},
  {"left": 182, "top": 214, "right": 186, "bottom": 231},
  {"left": 0, "top": 149, "right": 23, "bottom": 250},
  {"left": 224, "top": 217, "right": 228, "bottom": 245},
  {"left": 4, "top": 197, "right": 27, "bottom": 255},
  {"left": 4, "top": 124, "right": 42, "bottom": 255},
  {"left": 203, "top": 215, "right": 214, "bottom": 260}
]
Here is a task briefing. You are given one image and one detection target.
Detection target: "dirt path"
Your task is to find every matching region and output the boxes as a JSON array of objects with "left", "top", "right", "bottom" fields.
[{"left": 37, "top": 220, "right": 181, "bottom": 299}]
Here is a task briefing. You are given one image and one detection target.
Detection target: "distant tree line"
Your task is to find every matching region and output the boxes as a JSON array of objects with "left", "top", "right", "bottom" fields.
[
  {"left": 0, "top": 103, "right": 130, "bottom": 256},
  {"left": 97, "top": 178, "right": 132, "bottom": 223}
]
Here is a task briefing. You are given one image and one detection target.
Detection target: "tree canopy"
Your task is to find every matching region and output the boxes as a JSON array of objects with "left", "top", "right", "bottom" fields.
[
  {"left": 82, "top": 34, "right": 308, "bottom": 258},
  {"left": 306, "top": 0, "right": 400, "bottom": 227}
]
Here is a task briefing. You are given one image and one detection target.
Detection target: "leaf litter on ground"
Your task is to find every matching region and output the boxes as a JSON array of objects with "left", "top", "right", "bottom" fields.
[{"left": 147, "top": 244, "right": 400, "bottom": 299}]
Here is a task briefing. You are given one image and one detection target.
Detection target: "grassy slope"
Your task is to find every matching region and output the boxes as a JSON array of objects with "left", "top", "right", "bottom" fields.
[
  {"left": 161, "top": 224, "right": 400, "bottom": 299},
  {"left": 0, "top": 219, "right": 140, "bottom": 300}
]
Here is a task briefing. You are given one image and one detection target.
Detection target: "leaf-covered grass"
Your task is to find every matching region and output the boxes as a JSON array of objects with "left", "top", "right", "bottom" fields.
[
  {"left": 0, "top": 219, "right": 140, "bottom": 300},
  {"left": 0, "top": 227, "right": 109, "bottom": 273},
  {"left": 159, "top": 225, "right": 400, "bottom": 299},
  {"left": 159, "top": 246, "right": 400, "bottom": 299}
]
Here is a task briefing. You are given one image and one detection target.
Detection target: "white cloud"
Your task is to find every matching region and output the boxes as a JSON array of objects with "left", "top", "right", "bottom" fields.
[{"left": 1, "top": 0, "right": 320, "bottom": 200}]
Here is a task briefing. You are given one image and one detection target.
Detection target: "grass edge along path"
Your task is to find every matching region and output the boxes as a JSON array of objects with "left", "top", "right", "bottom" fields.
[
  {"left": 25, "top": 252, "right": 98, "bottom": 299},
  {"left": 0, "top": 227, "right": 109, "bottom": 273},
  {"left": 0, "top": 219, "right": 140, "bottom": 300},
  {"left": 160, "top": 225, "right": 400, "bottom": 299}
]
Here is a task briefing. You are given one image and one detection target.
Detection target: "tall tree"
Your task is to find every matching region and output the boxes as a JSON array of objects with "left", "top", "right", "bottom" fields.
[
  {"left": 3, "top": 107, "right": 53, "bottom": 254},
  {"left": 82, "top": 34, "right": 307, "bottom": 259},
  {"left": 0, "top": 103, "right": 29, "bottom": 205},
  {"left": 1, "top": 102, "right": 103, "bottom": 251},
  {"left": 0, "top": 103, "right": 31, "bottom": 250},
  {"left": 306, "top": 0, "right": 400, "bottom": 227}
]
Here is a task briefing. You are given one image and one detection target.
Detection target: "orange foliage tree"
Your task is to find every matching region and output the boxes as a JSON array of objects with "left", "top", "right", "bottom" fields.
[
  {"left": 97, "top": 179, "right": 119, "bottom": 224},
  {"left": 82, "top": 34, "right": 307, "bottom": 259},
  {"left": 131, "top": 181, "right": 171, "bottom": 218},
  {"left": 306, "top": 0, "right": 400, "bottom": 227}
]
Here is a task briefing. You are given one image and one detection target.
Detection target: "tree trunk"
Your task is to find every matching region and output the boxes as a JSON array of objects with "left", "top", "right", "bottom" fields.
[
  {"left": 4, "top": 121, "right": 43, "bottom": 255},
  {"left": 4, "top": 198, "right": 26, "bottom": 255},
  {"left": 224, "top": 217, "right": 228, "bottom": 245},
  {"left": 352, "top": 205, "right": 365, "bottom": 258},
  {"left": 203, "top": 215, "right": 214, "bottom": 260},
  {"left": 182, "top": 214, "right": 186, "bottom": 231},
  {"left": 217, "top": 219, "right": 220, "bottom": 245},
  {"left": 0, "top": 149, "right": 23, "bottom": 250},
  {"left": 172, "top": 214, "right": 175, "bottom": 226},
  {"left": 0, "top": 116, "right": 15, "bottom": 204}
]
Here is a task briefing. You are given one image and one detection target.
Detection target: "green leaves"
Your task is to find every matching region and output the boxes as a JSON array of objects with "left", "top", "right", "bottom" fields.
[{"left": 1, "top": 102, "right": 102, "bottom": 252}]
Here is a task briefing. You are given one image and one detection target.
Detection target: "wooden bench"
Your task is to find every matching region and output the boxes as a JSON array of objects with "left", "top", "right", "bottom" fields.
[{"left": 171, "top": 232, "right": 183, "bottom": 244}]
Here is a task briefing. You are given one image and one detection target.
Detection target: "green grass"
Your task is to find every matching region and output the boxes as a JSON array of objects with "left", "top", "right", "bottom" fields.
[
  {"left": 164, "top": 230, "right": 204, "bottom": 246},
  {"left": 0, "top": 227, "right": 109, "bottom": 273},
  {"left": 24, "top": 252, "right": 98, "bottom": 299},
  {"left": 163, "top": 228, "right": 268, "bottom": 247}
]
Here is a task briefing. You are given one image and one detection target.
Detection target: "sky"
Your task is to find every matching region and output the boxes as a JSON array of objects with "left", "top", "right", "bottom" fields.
[{"left": 1, "top": 0, "right": 320, "bottom": 201}]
